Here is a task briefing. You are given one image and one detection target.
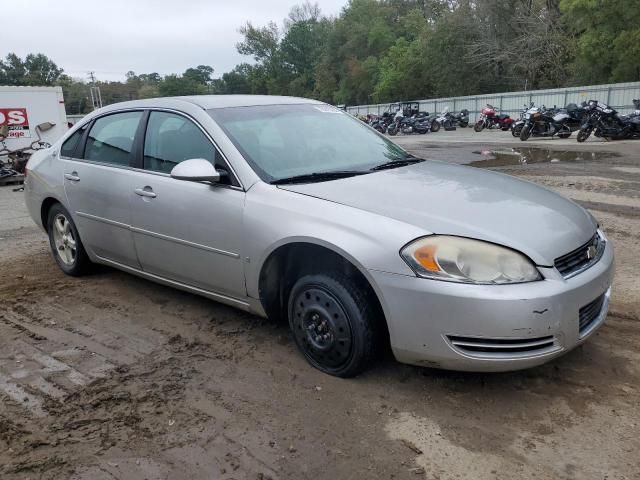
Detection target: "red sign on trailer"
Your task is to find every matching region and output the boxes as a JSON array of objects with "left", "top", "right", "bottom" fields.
[{"left": 0, "top": 108, "right": 31, "bottom": 138}]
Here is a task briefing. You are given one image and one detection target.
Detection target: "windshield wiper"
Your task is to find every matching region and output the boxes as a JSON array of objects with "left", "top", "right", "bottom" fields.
[
  {"left": 370, "top": 156, "right": 425, "bottom": 171},
  {"left": 271, "top": 170, "right": 369, "bottom": 185}
]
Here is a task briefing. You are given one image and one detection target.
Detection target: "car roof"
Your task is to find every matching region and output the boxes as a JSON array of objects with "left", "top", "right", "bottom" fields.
[
  {"left": 179, "top": 94, "right": 324, "bottom": 109},
  {"left": 97, "top": 95, "right": 325, "bottom": 112}
]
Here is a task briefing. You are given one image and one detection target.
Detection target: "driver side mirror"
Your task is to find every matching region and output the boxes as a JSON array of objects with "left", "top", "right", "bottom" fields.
[{"left": 171, "top": 158, "right": 220, "bottom": 183}]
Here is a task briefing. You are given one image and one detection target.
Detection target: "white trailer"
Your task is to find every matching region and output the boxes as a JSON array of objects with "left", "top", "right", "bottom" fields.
[{"left": 0, "top": 86, "right": 69, "bottom": 175}]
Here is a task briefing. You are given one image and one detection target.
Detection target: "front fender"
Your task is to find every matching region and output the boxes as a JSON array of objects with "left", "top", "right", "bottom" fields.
[{"left": 242, "top": 183, "right": 426, "bottom": 300}]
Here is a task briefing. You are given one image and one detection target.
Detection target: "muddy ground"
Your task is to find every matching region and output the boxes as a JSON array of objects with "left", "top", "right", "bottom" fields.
[{"left": 0, "top": 131, "right": 639, "bottom": 479}]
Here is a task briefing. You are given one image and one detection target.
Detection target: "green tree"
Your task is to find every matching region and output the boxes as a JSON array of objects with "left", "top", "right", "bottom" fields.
[
  {"left": 183, "top": 65, "right": 214, "bottom": 85},
  {"left": 0, "top": 52, "right": 62, "bottom": 86},
  {"left": 561, "top": 0, "right": 640, "bottom": 83}
]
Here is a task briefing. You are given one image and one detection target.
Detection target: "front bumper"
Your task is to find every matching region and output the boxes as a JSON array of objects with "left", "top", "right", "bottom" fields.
[{"left": 370, "top": 240, "right": 614, "bottom": 372}]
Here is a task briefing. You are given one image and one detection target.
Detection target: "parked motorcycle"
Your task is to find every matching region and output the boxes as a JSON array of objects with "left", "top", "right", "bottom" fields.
[
  {"left": 431, "top": 108, "right": 468, "bottom": 132},
  {"left": 577, "top": 99, "right": 640, "bottom": 142},
  {"left": 511, "top": 103, "right": 533, "bottom": 137},
  {"left": 519, "top": 103, "right": 586, "bottom": 141},
  {"left": 474, "top": 104, "right": 513, "bottom": 131},
  {"left": 387, "top": 114, "right": 430, "bottom": 135},
  {"left": 370, "top": 113, "right": 393, "bottom": 133}
]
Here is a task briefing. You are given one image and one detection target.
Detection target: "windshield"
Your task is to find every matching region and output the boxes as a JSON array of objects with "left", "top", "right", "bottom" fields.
[{"left": 208, "top": 104, "right": 412, "bottom": 182}]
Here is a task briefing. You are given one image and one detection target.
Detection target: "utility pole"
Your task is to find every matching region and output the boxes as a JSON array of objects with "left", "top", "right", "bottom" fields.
[{"left": 88, "top": 71, "right": 103, "bottom": 110}]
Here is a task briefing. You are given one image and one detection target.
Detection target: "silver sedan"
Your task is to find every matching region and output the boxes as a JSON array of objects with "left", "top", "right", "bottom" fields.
[{"left": 24, "top": 95, "right": 614, "bottom": 377}]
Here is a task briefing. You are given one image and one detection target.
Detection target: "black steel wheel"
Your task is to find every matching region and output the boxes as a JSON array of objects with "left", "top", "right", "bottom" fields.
[{"left": 288, "top": 273, "right": 377, "bottom": 377}]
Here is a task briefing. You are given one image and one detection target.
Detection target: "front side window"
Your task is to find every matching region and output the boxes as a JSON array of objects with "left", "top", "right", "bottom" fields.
[
  {"left": 143, "top": 111, "right": 220, "bottom": 174},
  {"left": 84, "top": 111, "right": 143, "bottom": 166},
  {"left": 60, "top": 125, "right": 86, "bottom": 158},
  {"left": 208, "top": 104, "right": 412, "bottom": 183}
]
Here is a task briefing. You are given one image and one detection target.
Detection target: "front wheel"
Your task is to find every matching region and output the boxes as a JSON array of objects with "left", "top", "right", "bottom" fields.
[
  {"left": 288, "top": 273, "right": 378, "bottom": 377},
  {"left": 473, "top": 121, "right": 484, "bottom": 132},
  {"left": 520, "top": 124, "right": 532, "bottom": 141},
  {"left": 47, "top": 203, "right": 92, "bottom": 276},
  {"left": 511, "top": 125, "right": 522, "bottom": 137},
  {"left": 459, "top": 121, "right": 469, "bottom": 128},
  {"left": 577, "top": 127, "right": 592, "bottom": 143},
  {"left": 431, "top": 120, "right": 441, "bottom": 132},
  {"left": 387, "top": 124, "right": 398, "bottom": 136}
]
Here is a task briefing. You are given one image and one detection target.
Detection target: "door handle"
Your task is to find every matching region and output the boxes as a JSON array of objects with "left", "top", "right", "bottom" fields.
[
  {"left": 134, "top": 187, "right": 157, "bottom": 198},
  {"left": 64, "top": 172, "right": 80, "bottom": 182}
]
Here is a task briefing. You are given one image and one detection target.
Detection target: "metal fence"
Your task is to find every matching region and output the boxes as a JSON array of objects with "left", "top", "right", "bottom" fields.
[{"left": 346, "top": 81, "right": 640, "bottom": 118}]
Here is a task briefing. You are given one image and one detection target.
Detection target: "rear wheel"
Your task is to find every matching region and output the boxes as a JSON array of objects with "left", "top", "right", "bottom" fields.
[
  {"left": 431, "top": 120, "right": 441, "bottom": 132},
  {"left": 460, "top": 121, "right": 469, "bottom": 128},
  {"left": 520, "top": 124, "right": 532, "bottom": 141},
  {"left": 47, "top": 203, "right": 91, "bottom": 276},
  {"left": 443, "top": 120, "right": 454, "bottom": 130},
  {"left": 288, "top": 272, "right": 378, "bottom": 377},
  {"left": 387, "top": 124, "right": 398, "bottom": 136},
  {"left": 473, "top": 121, "right": 484, "bottom": 132}
]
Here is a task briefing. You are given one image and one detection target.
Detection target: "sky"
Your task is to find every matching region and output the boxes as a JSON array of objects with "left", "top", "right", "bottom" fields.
[{"left": 7, "top": 0, "right": 347, "bottom": 82}]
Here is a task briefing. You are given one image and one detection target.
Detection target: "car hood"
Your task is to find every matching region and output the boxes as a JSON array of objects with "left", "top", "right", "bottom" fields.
[{"left": 279, "top": 161, "right": 596, "bottom": 266}]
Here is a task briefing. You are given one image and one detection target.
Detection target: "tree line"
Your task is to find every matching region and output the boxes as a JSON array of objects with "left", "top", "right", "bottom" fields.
[{"left": 2, "top": 0, "right": 639, "bottom": 114}]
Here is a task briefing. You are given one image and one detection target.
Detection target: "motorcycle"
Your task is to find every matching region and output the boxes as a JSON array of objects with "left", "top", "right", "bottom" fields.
[
  {"left": 577, "top": 99, "right": 640, "bottom": 142},
  {"left": 511, "top": 103, "right": 533, "bottom": 137},
  {"left": 474, "top": 104, "right": 513, "bottom": 131},
  {"left": 370, "top": 113, "right": 393, "bottom": 134},
  {"left": 519, "top": 103, "right": 586, "bottom": 141},
  {"left": 430, "top": 107, "right": 465, "bottom": 132},
  {"left": 387, "top": 114, "right": 430, "bottom": 136}
]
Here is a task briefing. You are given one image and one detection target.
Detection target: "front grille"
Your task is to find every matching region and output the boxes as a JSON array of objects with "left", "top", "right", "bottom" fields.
[
  {"left": 579, "top": 294, "right": 606, "bottom": 334},
  {"left": 447, "top": 335, "right": 557, "bottom": 358},
  {"left": 555, "top": 233, "right": 604, "bottom": 278}
]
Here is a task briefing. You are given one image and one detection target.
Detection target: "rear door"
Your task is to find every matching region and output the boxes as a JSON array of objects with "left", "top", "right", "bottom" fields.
[
  {"left": 62, "top": 110, "right": 143, "bottom": 267},
  {"left": 128, "top": 110, "right": 246, "bottom": 297}
]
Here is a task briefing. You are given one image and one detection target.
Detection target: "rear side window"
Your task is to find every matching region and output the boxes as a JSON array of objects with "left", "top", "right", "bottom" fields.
[
  {"left": 84, "top": 111, "right": 142, "bottom": 166},
  {"left": 60, "top": 126, "right": 86, "bottom": 158},
  {"left": 143, "top": 111, "right": 219, "bottom": 174}
]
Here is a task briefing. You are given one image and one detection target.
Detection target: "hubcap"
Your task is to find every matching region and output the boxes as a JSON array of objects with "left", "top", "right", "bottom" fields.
[
  {"left": 52, "top": 213, "right": 76, "bottom": 266},
  {"left": 291, "top": 287, "right": 353, "bottom": 369}
]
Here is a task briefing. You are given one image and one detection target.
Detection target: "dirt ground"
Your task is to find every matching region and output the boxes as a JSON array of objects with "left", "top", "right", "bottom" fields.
[{"left": 0, "top": 130, "right": 639, "bottom": 480}]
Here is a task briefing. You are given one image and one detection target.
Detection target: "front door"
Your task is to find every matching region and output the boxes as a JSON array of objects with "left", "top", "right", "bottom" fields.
[
  {"left": 128, "top": 111, "right": 246, "bottom": 298},
  {"left": 62, "top": 111, "right": 143, "bottom": 268}
]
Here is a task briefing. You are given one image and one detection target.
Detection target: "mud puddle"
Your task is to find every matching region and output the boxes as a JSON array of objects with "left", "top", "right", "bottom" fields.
[{"left": 470, "top": 147, "right": 620, "bottom": 168}]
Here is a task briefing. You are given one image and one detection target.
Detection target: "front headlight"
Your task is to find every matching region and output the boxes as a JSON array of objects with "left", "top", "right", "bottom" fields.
[{"left": 400, "top": 236, "right": 541, "bottom": 284}]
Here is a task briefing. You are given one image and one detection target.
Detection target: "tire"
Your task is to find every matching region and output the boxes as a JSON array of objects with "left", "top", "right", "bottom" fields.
[
  {"left": 558, "top": 132, "right": 571, "bottom": 139},
  {"left": 460, "top": 121, "right": 469, "bottom": 128},
  {"left": 431, "top": 121, "right": 440, "bottom": 132},
  {"left": 47, "top": 203, "right": 91, "bottom": 276},
  {"left": 287, "top": 272, "right": 378, "bottom": 377},
  {"left": 520, "top": 124, "right": 532, "bottom": 141},
  {"left": 387, "top": 125, "right": 398, "bottom": 136},
  {"left": 473, "top": 121, "right": 484, "bottom": 132},
  {"left": 511, "top": 125, "right": 522, "bottom": 137},
  {"left": 577, "top": 127, "right": 592, "bottom": 143},
  {"left": 443, "top": 120, "right": 453, "bottom": 130}
]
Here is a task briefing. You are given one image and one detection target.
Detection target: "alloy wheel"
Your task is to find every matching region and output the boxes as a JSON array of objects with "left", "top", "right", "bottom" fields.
[{"left": 52, "top": 213, "right": 77, "bottom": 266}]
